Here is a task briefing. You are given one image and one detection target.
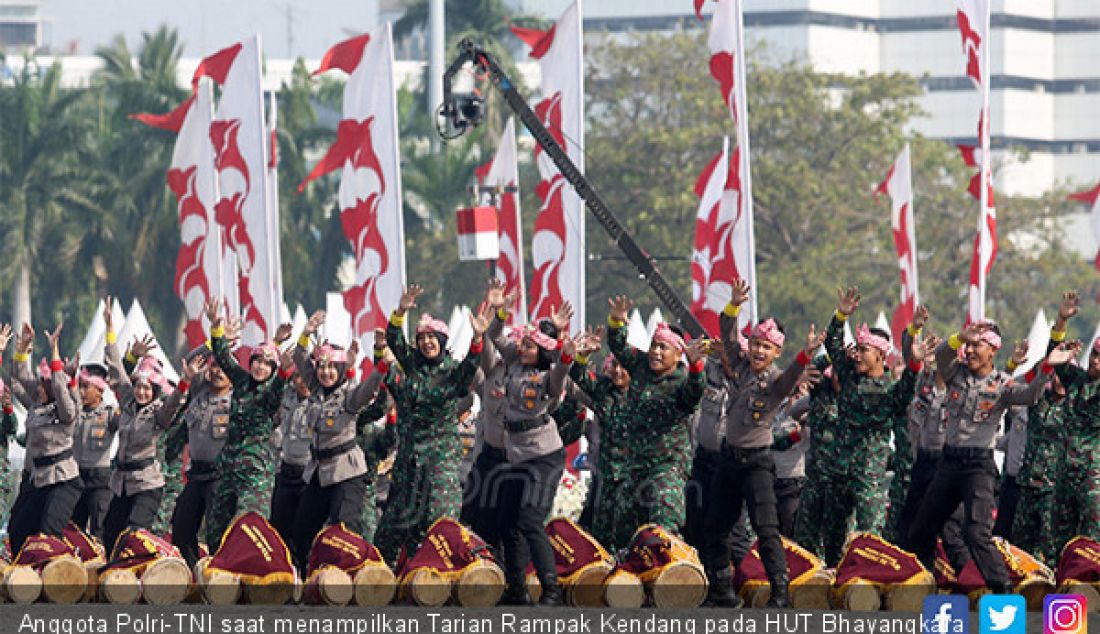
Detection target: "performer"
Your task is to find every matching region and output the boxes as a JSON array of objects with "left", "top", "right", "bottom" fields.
[
  {"left": 816, "top": 287, "right": 928, "bottom": 564},
  {"left": 374, "top": 284, "right": 483, "bottom": 563},
  {"left": 701, "top": 283, "right": 821, "bottom": 609},
  {"left": 353, "top": 354, "right": 397, "bottom": 544},
  {"left": 201, "top": 298, "right": 294, "bottom": 551},
  {"left": 993, "top": 404, "right": 1027, "bottom": 538},
  {"left": 69, "top": 362, "right": 115, "bottom": 542},
  {"left": 289, "top": 311, "right": 387, "bottom": 572},
  {"left": 7, "top": 322, "right": 82, "bottom": 555},
  {"left": 101, "top": 300, "right": 193, "bottom": 553},
  {"left": 0, "top": 373, "right": 19, "bottom": 534},
  {"left": 772, "top": 388, "right": 811, "bottom": 539},
  {"left": 170, "top": 346, "right": 234, "bottom": 568},
  {"left": 792, "top": 355, "right": 842, "bottom": 557},
  {"left": 478, "top": 280, "right": 574, "bottom": 606},
  {"left": 906, "top": 318, "right": 1072, "bottom": 593},
  {"left": 268, "top": 372, "right": 311, "bottom": 553}
]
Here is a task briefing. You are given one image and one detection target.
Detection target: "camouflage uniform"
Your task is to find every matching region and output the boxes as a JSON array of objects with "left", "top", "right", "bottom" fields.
[
  {"left": 569, "top": 361, "right": 632, "bottom": 550},
  {"left": 373, "top": 318, "right": 481, "bottom": 563},
  {"left": 203, "top": 334, "right": 289, "bottom": 549},
  {"left": 0, "top": 407, "right": 18, "bottom": 532},
  {"left": 355, "top": 392, "right": 397, "bottom": 542},
  {"left": 883, "top": 409, "right": 913, "bottom": 544},
  {"left": 818, "top": 315, "right": 918, "bottom": 565},
  {"left": 1011, "top": 391, "right": 1065, "bottom": 565},
  {"left": 1051, "top": 359, "right": 1100, "bottom": 559},
  {"left": 152, "top": 421, "right": 185, "bottom": 535},
  {"left": 792, "top": 357, "right": 842, "bottom": 555}
]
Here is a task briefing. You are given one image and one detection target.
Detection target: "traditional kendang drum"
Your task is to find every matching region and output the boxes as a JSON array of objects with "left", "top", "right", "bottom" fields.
[
  {"left": 830, "top": 533, "right": 934, "bottom": 612},
  {"left": 3, "top": 533, "right": 85, "bottom": 604},
  {"left": 396, "top": 517, "right": 504, "bottom": 607},
  {"left": 1055, "top": 536, "right": 1100, "bottom": 612},
  {"left": 201, "top": 512, "right": 298, "bottom": 605},
  {"left": 613, "top": 524, "right": 708, "bottom": 608},
  {"left": 546, "top": 517, "right": 615, "bottom": 607},
  {"left": 99, "top": 528, "right": 191, "bottom": 605},
  {"left": 955, "top": 537, "right": 1054, "bottom": 611},
  {"left": 735, "top": 536, "right": 831, "bottom": 609},
  {"left": 304, "top": 522, "right": 395, "bottom": 606},
  {"left": 61, "top": 523, "right": 106, "bottom": 603}
]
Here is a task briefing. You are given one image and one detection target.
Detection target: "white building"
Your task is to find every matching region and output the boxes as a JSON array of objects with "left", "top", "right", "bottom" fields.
[{"left": 0, "top": 0, "right": 44, "bottom": 53}]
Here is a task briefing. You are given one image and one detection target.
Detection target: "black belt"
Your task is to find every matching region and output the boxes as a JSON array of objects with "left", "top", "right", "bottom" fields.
[
  {"left": 279, "top": 462, "right": 306, "bottom": 479},
  {"left": 313, "top": 440, "right": 357, "bottom": 461},
  {"left": 504, "top": 417, "right": 550, "bottom": 433},
  {"left": 721, "top": 444, "right": 770, "bottom": 459},
  {"left": 917, "top": 449, "right": 944, "bottom": 462},
  {"left": 479, "top": 444, "right": 506, "bottom": 462},
  {"left": 188, "top": 460, "right": 217, "bottom": 476},
  {"left": 117, "top": 457, "right": 155, "bottom": 472},
  {"left": 33, "top": 449, "right": 73, "bottom": 468},
  {"left": 943, "top": 446, "right": 994, "bottom": 459}
]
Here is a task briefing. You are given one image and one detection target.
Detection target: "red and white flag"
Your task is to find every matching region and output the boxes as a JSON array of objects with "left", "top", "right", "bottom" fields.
[
  {"left": 876, "top": 144, "right": 920, "bottom": 345},
  {"left": 194, "top": 36, "right": 280, "bottom": 345},
  {"left": 475, "top": 117, "right": 527, "bottom": 325},
  {"left": 956, "top": 0, "right": 996, "bottom": 323},
  {"left": 511, "top": 0, "right": 585, "bottom": 331},
  {"left": 301, "top": 25, "right": 406, "bottom": 352},
  {"left": 691, "top": 137, "right": 755, "bottom": 337},
  {"left": 696, "top": 0, "right": 758, "bottom": 331},
  {"left": 1068, "top": 183, "right": 1100, "bottom": 273}
]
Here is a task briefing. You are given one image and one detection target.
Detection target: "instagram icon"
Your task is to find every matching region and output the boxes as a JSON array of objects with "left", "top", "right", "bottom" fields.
[{"left": 1045, "top": 594, "right": 1087, "bottom": 634}]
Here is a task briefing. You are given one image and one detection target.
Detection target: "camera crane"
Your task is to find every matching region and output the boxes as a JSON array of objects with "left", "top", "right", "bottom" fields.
[{"left": 439, "top": 38, "right": 707, "bottom": 339}]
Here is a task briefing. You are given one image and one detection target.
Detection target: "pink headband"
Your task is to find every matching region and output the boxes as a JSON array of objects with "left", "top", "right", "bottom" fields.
[
  {"left": 525, "top": 328, "right": 559, "bottom": 351},
  {"left": 37, "top": 358, "right": 52, "bottom": 381},
  {"left": 652, "top": 323, "right": 686, "bottom": 352},
  {"left": 415, "top": 314, "right": 450, "bottom": 338},
  {"left": 751, "top": 319, "right": 785, "bottom": 347},
  {"left": 856, "top": 324, "right": 892, "bottom": 355},
  {"left": 79, "top": 370, "right": 108, "bottom": 392},
  {"left": 252, "top": 342, "right": 280, "bottom": 363},
  {"left": 313, "top": 344, "right": 347, "bottom": 365},
  {"left": 132, "top": 356, "right": 168, "bottom": 389},
  {"left": 974, "top": 331, "right": 1002, "bottom": 350}
]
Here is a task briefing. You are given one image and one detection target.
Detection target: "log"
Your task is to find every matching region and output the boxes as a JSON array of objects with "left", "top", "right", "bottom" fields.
[
  {"left": 82, "top": 561, "right": 101, "bottom": 603},
  {"left": 526, "top": 571, "right": 541, "bottom": 603},
  {"left": 353, "top": 563, "right": 397, "bottom": 607},
  {"left": 745, "top": 584, "right": 771, "bottom": 609},
  {"left": 2, "top": 566, "right": 42, "bottom": 604},
  {"left": 141, "top": 557, "right": 192, "bottom": 606},
  {"left": 1058, "top": 582, "right": 1100, "bottom": 613},
  {"left": 195, "top": 558, "right": 241, "bottom": 606},
  {"left": 1018, "top": 577, "right": 1055, "bottom": 613},
  {"left": 453, "top": 561, "right": 505, "bottom": 607},
  {"left": 99, "top": 569, "right": 141, "bottom": 605},
  {"left": 303, "top": 568, "right": 353, "bottom": 606},
  {"left": 792, "top": 569, "right": 835, "bottom": 610},
  {"left": 603, "top": 569, "right": 645, "bottom": 608},
  {"left": 647, "top": 560, "right": 708, "bottom": 609},
  {"left": 565, "top": 561, "right": 612, "bottom": 607},
  {"left": 40, "top": 555, "right": 87, "bottom": 604},
  {"left": 404, "top": 568, "right": 451, "bottom": 607},
  {"left": 834, "top": 579, "right": 881, "bottom": 612},
  {"left": 882, "top": 570, "right": 934, "bottom": 613},
  {"left": 243, "top": 579, "right": 297, "bottom": 605}
]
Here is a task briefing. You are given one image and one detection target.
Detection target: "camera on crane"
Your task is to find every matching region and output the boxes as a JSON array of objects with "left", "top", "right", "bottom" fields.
[{"left": 438, "top": 93, "right": 485, "bottom": 140}]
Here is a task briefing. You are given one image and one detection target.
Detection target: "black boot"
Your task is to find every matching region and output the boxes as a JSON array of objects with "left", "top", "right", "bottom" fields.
[
  {"left": 537, "top": 576, "right": 564, "bottom": 607},
  {"left": 704, "top": 568, "right": 743, "bottom": 608},
  {"left": 765, "top": 575, "right": 791, "bottom": 608},
  {"left": 500, "top": 583, "right": 533, "bottom": 606}
]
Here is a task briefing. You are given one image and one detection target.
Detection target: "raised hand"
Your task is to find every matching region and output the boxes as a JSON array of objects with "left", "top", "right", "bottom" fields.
[
  {"left": 279, "top": 347, "right": 296, "bottom": 372},
  {"left": 373, "top": 328, "right": 387, "bottom": 351},
  {"left": 1047, "top": 342, "right": 1078, "bottom": 366},
  {"left": 131, "top": 334, "right": 158, "bottom": 359},
  {"left": 398, "top": 284, "right": 424, "bottom": 315},
  {"left": 911, "top": 333, "right": 937, "bottom": 363},
  {"left": 924, "top": 332, "right": 943, "bottom": 353},
  {"left": 202, "top": 297, "right": 221, "bottom": 328},
  {"left": 303, "top": 310, "right": 326, "bottom": 337},
  {"left": 0, "top": 324, "right": 12, "bottom": 351},
  {"left": 836, "top": 286, "right": 861, "bottom": 316},
  {"left": 730, "top": 279, "right": 751, "bottom": 307},
  {"left": 561, "top": 336, "right": 577, "bottom": 359},
  {"left": 575, "top": 326, "right": 604, "bottom": 357},
  {"left": 65, "top": 352, "right": 82, "bottom": 377},
  {"left": 608, "top": 295, "right": 634, "bottom": 324},
  {"left": 16, "top": 323, "right": 34, "bottom": 355},
  {"left": 47, "top": 322, "right": 64, "bottom": 360},
  {"left": 1059, "top": 291, "right": 1080, "bottom": 322},
  {"left": 1010, "top": 340, "right": 1029, "bottom": 367},
  {"left": 804, "top": 324, "right": 826, "bottom": 356},
  {"left": 273, "top": 323, "right": 294, "bottom": 345},
  {"left": 912, "top": 305, "right": 929, "bottom": 330},
  {"left": 347, "top": 339, "right": 361, "bottom": 369},
  {"left": 485, "top": 278, "right": 507, "bottom": 309},
  {"left": 182, "top": 354, "right": 208, "bottom": 382},
  {"left": 684, "top": 338, "right": 709, "bottom": 365},
  {"left": 103, "top": 296, "right": 115, "bottom": 333},
  {"left": 223, "top": 317, "right": 242, "bottom": 343},
  {"left": 551, "top": 301, "right": 574, "bottom": 333},
  {"left": 469, "top": 304, "right": 491, "bottom": 337}
]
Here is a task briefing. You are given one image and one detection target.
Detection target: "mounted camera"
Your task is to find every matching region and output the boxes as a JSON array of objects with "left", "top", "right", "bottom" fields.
[{"left": 438, "top": 93, "right": 484, "bottom": 140}]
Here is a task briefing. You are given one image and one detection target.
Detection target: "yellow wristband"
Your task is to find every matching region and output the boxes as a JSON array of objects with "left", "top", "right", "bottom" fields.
[
  {"left": 497, "top": 308, "right": 509, "bottom": 321},
  {"left": 1050, "top": 328, "right": 1067, "bottom": 343},
  {"left": 607, "top": 315, "right": 626, "bottom": 329},
  {"left": 834, "top": 310, "right": 849, "bottom": 322},
  {"left": 373, "top": 348, "right": 385, "bottom": 359},
  {"left": 1006, "top": 359, "right": 1018, "bottom": 372},
  {"left": 13, "top": 352, "right": 29, "bottom": 363},
  {"left": 124, "top": 351, "right": 137, "bottom": 364},
  {"left": 204, "top": 339, "right": 213, "bottom": 350},
  {"left": 723, "top": 303, "right": 742, "bottom": 318},
  {"left": 297, "top": 335, "right": 311, "bottom": 349},
  {"left": 907, "top": 324, "right": 922, "bottom": 337},
  {"left": 105, "top": 331, "right": 118, "bottom": 345},
  {"left": 575, "top": 353, "right": 590, "bottom": 365},
  {"left": 948, "top": 333, "right": 963, "bottom": 350},
  {"left": 389, "top": 312, "right": 405, "bottom": 327},
  {"left": 210, "top": 325, "right": 225, "bottom": 338}
]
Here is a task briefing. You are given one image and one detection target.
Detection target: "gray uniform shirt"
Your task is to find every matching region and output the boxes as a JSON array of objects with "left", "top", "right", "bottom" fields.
[
  {"left": 73, "top": 403, "right": 117, "bottom": 469},
  {"left": 181, "top": 383, "right": 233, "bottom": 466},
  {"left": 694, "top": 356, "right": 729, "bottom": 452},
  {"left": 997, "top": 406, "right": 1028, "bottom": 477},
  {"left": 772, "top": 402, "right": 808, "bottom": 479},
  {"left": 13, "top": 359, "right": 81, "bottom": 487},
  {"left": 911, "top": 375, "right": 947, "bottom": 453},
  {"left": 301, "top": 371, "right": 383, "bottom": 487},
  {"left": 277, "top": 390, "right": 312, "bottom": 468},
  {"left": 936, "top": 340, "right": 1050, "bottom": 449}
]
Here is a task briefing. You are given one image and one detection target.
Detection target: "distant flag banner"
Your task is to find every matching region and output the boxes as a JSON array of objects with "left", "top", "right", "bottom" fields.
[
  {"left": 475, "top": 117, "right": 527, "bottom": 325},
  {"left": 302, "top": 25, "right": 406, "bottom": 358},
  {"left": 956, "top": 0, "right": 996, "bottom": 323},
  {"left": 511, "top": 0, "right": 585, "bottom": 332},
  {"left": 1068, "top": 183, "right": 1100, "bottom": 274},
  {"left": 876, "top": 144, "right": 920, "bottom": 346}
]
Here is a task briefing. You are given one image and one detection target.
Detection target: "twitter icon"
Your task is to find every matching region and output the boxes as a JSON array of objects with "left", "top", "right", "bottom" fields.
[{"left": 981, "top": 594, "right": 1027, "bottom": 634}]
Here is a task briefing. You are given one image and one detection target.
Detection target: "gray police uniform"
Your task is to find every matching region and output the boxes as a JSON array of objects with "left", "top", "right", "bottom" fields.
[
  {"left": 71, "top": 402, "right": 117, "bottom": 541},
  {"left": 268, "top": 390, "right": 311, "bottom": 551},
  {"left": 993, "top": 406, "right": 1027, "bottom": 537}
]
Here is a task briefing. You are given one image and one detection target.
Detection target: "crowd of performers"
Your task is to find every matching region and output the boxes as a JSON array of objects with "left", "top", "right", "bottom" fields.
[{"left": 0, "top": 277, "right": 1094, "bottom": 608}]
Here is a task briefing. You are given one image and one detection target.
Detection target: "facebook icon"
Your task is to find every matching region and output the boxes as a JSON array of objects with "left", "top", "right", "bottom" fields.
[{"left": 923, "top": 596, "right": 970, "bottom": 634}]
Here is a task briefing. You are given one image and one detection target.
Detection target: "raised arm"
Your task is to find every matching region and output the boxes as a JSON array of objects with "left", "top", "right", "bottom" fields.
[
  {"left": 826, "top": 286, "right": 860, "bottom": 382},
  {"left": 48, "top": 325, "right": 78, "bottom": 425},
  {"left": 719, "top": 279, "right": 752, "bottom": 368},
  {"left": 451, "top": 310, "right": 488, "bottom": 395},
  {"left": 155, "top": 355, "right": 204, "bottom": 430},
  {"left": 294, "top": 310, "right": 325, "bottom": 391},
  {"left": 606, "top": 295, "right": 646, "bottom": 376},
  {"left": 386, "top": 284, "right": 423, "bottom": 372},
  {"left": 203, "top": 299, "right": 251, "bottom": 388},
  {"left": 889, "top": 333, "right": 933, "bottom": 412},
  {"left": 345, "top": 365, "right": 384, "bottom": 414},
  {"left": 773, "top": 324, "right": 822, "bottom": 400},
  {"left": 1003, "top": 345, "right": 1074, "bottom": 406},
  {"left": 673, "top": 339, "right": 708, "bottom": 414},
  {"left": 11, "top": 323, "right": 39, "bottom": 403}
]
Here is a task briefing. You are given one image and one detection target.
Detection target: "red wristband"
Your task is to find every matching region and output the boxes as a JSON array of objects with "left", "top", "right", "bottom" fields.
[
  {"left": 789, "top": 429, "right": 802, "bottom": 444},
  {"left": 689, "top": 359, "right": 706, "bottom": 375},
  {"left": 177, "top": 380, "right": 191, "bottom": 393},
  {"left": 277, "top": 367, "right": 295, "bottom": 380},
  {"left": 386, "top": 411, "right": 397, "bottom": 426},
  {"left": 346, "top": 368, "right": 356, "bottom": 380},
  {"left": 49, "top": 359, "right": 64, "bottom": 373},
  {"left": 907, "top": 358, "right": 923, "bottom": 373},
  {"left": 560, "top": 354, "right": 574, "bottom": 366},
  {"left": 469, "top": 338, "right": 484, "bottom": 355},
  {"left": 3, "top": 405, "right": 13, "bottom": 415},
  {"left": 1024, "top": 369, "right": 1036, "bottom": 383},
  {"left": 795, "top": 351, "right": 811, "bottom": 366},
  {"left": 376, "top": 361, "right": 389, "bottom": 376},
  {"left": 1040, "top": 362, "right": 1054, "bottom": 375}
]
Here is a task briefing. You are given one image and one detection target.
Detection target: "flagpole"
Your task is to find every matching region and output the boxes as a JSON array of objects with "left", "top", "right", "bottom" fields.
[
  {"left": 976, "top": 3, "right": 991, "bottom": 321},
  {"left": 732, "top": 0, "right": 757, "bottom": 327}
]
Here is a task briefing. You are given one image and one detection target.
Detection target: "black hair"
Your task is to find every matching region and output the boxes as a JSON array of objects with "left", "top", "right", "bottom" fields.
[
  {"left": 667, "top": 324, "right": 686, "bottom": 339},
  {"left": 761, "top": 318, "right": 787, "bottom": 335},
  {"left": 869, "top": 327, "right": 891, "bottom": 342},
  {"left": 81, "top": 364, "right": 109, "bottom": 380},
  {"left": 537, "top": 319, "right": 560, "bottom": 339},
  {"left": 415, "top": 331, "right": 449, "bottom": 363}
]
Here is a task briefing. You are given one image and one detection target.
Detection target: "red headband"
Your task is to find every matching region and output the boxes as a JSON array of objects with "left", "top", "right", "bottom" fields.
[
  {"left": 79, "top": 370, "right": 108, "bottom": 392},
  {"left": 651, "top": 323, "right": 685, "bottom": 352},
  {"left": 313, "top": 344, "right": 347, "bottom": 365},
  {"left": 856, "top": 324, "right": 892, "bottom": 355},
  {"left": 751, "top": 319, "right": 785, "bottom": 347}
]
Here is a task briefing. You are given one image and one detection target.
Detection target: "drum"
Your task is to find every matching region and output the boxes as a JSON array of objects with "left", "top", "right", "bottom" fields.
[{"left": 616, "top": 524, "right": 707, "bottom": 608}]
